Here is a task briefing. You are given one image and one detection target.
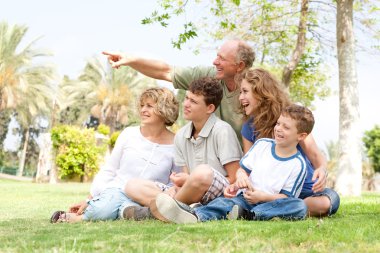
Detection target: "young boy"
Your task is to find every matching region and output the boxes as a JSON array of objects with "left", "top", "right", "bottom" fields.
[
  {"left": 150, "top": 104, "right": 314, "bottom": 223},
  {"left": 123, "top": 77, "right": 242, "bottom": 220}
]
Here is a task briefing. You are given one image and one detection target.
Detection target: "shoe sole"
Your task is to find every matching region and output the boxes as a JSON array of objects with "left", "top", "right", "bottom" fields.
[
  {"left": 123, "top": 206, "right": 153, "bottom": 221},
  {"left": 150, "top": 194, "right": 197, "bottom": 224},
  {"left": 50, "top": 210, "right": 65, "bottom": 223},
  {"left": 227, "top": 205, "right": 239, "bottom": 220}
]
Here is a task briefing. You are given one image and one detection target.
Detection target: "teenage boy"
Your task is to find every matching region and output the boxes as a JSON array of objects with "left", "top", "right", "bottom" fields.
[
  {"left": 123, "top": 77, "right": 242, "bottom": 220},
  {"left": 150, "top": 104, "right": 313, "bottom": 223}
]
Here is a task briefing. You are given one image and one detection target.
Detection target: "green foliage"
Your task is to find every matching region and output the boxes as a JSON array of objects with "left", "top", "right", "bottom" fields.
[
  {"left": 363, "top": 125, "right": 380, "bottom": 172},
  {"left": 141, "top": 1, "right": 332, "bottom": 106},
  {"left": 108, "top": 130, "right": 121, "bottom": 149},
  {"left": 352, "top": 0, "right": 380, "bottom": 55},
  {"left": 50, "top": 125, "right": 106, "bottom": 180},
  {"left": 97, "top": 124, "right": 110, "bottom": 136},
  {"left": 141, "top": 11, "right": 171, "bottom": 27},
  {"left": 0, "top": 22, "right": 57, "bottom": 177},
  {"left": 20, "top": 128, "right": 41, "bottom": 177},
  {"left": 0, "top": 110, "right": 11, "bottom": 150},
  {"left": 289, "top": 51, "right": 330, "bottom": 107},
  {"left": 172, "top": 22, "right": 198, "bottom": 49},
  {"left": 0, "top": 22, "right": 56, "bottom": 123},
  {"left": 0, "top": 150, "right": 4, "bottom": 168},
  {"left": 0, "top": 151, "right": 18, "bottom": 168}
]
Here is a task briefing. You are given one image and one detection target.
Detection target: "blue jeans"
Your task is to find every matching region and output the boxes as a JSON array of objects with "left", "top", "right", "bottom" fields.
[
  {"left": 195, "top": 193, "right": 307, "bottom": 221},
  {"left": 299, "top": 188, "right": 340, "bottom": 216},
  {"left": 83, "top": 188, "right": 140, "bottom": 221}
]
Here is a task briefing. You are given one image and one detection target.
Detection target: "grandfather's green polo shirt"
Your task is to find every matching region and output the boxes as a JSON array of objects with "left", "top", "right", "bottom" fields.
[
  {"left": 171, "top": 66, "right": 243, "bottom": 143},
  {"left": 174, "top": 113, "right": 242, "bottom": 175}
]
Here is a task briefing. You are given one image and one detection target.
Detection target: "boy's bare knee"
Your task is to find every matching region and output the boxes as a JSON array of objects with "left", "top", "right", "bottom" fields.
[
  {"left": 188, "top": 165, "right": 214, "bottom": 188},
  {"left": 304, "top": 196, "right": 331, "bottom": 217},
  {"left": 125, "top": 179, "right": 141, "bottom": 195}
]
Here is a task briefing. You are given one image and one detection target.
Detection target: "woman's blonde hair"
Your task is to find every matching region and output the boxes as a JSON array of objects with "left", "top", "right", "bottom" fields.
[
  {"left": 240, "top": 68, "right": 291, "bottom": 139},
  {"left": 139, "top": 87, "right": 179, "bottom": 126}
]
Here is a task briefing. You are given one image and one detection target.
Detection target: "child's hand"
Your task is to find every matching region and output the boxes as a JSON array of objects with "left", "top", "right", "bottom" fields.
[
  {"left": 235, "top": 171, "right": 253, "bottom": 191},
  {"left": 243, "top": 188, "right": 265, "bottom": 204},
  {"left": 312, "top": 167, "right": 327, "bottom": 192},
  {"left": 165, "top": 186, "right": 178, "bottom": 198},
  {"left": 69, "top": 200, "right": 88, "bottom": 215},
  {"left": 170, "top": 172, "right": 188, "bottom": 187},
  {"left": 224, "top": 184, "right": 239, "bottom": 198}
]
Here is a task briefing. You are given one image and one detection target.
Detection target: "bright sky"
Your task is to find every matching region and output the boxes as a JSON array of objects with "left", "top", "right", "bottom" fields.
[{"left": 1, "top": 0, "right": 380, "bottom": 152}]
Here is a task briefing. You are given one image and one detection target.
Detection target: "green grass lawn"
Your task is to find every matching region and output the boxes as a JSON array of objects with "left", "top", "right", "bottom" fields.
[{"left": 0, "top": 179, "right": 379, "bottom": 253}]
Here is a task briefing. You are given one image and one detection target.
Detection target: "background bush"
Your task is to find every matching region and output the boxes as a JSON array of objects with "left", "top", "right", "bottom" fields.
[
  {"left": 108, "top": 130, "right": 121, "bottom": 149},
  {"left": 97, "top": 124, "right": 110, "bottom": 136},
  {"left": 363, "top": 125, "right": 380, "bottom": 173},
  {"left": 51, "top": 125, "right": 107, "bottom": 181}
]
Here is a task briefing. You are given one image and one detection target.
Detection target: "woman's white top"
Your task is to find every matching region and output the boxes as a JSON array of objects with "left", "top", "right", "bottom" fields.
[{"left": 90, "top": 126, "right": 179, "bottom": 197}]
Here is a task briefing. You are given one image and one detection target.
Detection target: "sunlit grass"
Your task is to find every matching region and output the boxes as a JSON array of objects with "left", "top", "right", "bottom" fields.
[{"left": 0, "top": 179, "right": 379, "bottom": 253}]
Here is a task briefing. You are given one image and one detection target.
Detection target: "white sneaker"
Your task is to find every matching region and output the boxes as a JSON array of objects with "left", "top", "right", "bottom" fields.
[{"left": 150, "top": 193, "right": 198, "bottom": 224}]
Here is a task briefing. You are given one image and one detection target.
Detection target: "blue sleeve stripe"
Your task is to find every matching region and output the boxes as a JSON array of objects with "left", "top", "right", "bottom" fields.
[
  {"left": 239, "top": 159, "right": 251, "bottom": 174},
  {"left": 295, "top": 164, "right": 307, "bottom": 196},
  {"left": 289, "top": 156, "right": 307, "bottom": 196},
  {"left": 297, "top": 172, "right": 307, "bottom": 196},
  {"left": 296, "top": 157, "right": 307, "bottom": 195}
]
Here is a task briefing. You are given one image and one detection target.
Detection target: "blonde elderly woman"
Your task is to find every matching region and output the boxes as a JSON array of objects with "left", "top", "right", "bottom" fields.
[{"left": 51, "top": 87, "right": 180, "bottom": 223}]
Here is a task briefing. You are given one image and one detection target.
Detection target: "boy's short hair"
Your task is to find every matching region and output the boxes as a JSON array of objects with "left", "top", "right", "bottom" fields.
[
  {"left": 139, "top": 87, "right": 179, "bottom": 126},
  {"left": 281, "top": 104, "right": 315, "bottom": 134},
  {"left": 189, "top": 77, "right": 223, "bottom": 110}
]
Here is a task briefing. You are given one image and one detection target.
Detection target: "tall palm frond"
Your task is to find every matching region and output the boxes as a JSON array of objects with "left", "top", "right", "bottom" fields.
[
  {"left": 59, "top": 56, "right": 156, "bottom": 131},
  {"left": 0, "top": 22, "right": 57, "bottom": 176}
]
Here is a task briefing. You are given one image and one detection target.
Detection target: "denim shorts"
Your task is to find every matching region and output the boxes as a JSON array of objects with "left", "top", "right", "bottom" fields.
[
  {"left": 299, "top": 187, "right": 340, "bottom": 216},
  {"left": 83, "top": 187, "right": 140, "bottom": 221}
]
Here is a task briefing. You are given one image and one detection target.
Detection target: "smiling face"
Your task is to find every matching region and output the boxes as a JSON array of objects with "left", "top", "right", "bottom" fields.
[
  {"left": 139, "top": 97, "right": 165, "bottom": 126},
  {"left": 212, "top": 41, "right": 240, "bottom": 80},
  {"left": 274, "top": 114, "right": 305, "bottom": 147},
  {"left": 239, "top": 79, "right": 258, "bottom": 116}
]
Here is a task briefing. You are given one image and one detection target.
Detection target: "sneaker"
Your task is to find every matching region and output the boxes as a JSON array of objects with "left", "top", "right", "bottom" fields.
[
  {"left": 227, "top": 205, "right": 253, "bottom": 220},
  {"left": 189, "top": 202, "right": 203, "bottom": 209},
  {"left": 150, "top": 193, "right": 198, "bottom": 224},
  {"left": 122, "top": 206, "right": 153, "bottom": 221}
]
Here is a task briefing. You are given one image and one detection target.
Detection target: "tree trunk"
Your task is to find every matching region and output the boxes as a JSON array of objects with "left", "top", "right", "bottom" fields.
[
  {"left": 281, "top": 0, "right": 309, "bottom": 88},
  {"left": 49, "top": 100, "right": 58, "bottom": 184},
  {"left": 49, "top": 149, "right": 58, "bottom": 184},
  {"left": 36, "top": 133, "right": 53, "bottom": 183},
  {"left": 17, "top": 127, "right": 30, "bottom": 177},
  {"left": 334, "top": 0, "right": 362, "bottom": 196}
]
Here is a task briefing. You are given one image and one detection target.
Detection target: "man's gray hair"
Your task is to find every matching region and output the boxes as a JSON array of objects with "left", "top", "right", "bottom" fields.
[{"left": 236, "top": 41, "right": 255, "bottom": 69}]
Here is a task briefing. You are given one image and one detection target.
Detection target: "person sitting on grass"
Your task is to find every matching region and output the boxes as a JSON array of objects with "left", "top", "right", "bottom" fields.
[
  {"left": 50, "top": 87, "right": 180, "bottom": 223},
  {"left": 238, "top": 68, "right": 339, "bottom": 217},
  {"left": 149, "top": 104, "right": 313, "bottom": 223},
  {"left": 122, "top": 77, "right": 242, "bottom": 220}
]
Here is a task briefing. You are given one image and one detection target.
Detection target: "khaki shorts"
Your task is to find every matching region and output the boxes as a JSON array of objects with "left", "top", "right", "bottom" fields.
[{"left": 200, "top": 168, "right": 229, "bottom": 205}]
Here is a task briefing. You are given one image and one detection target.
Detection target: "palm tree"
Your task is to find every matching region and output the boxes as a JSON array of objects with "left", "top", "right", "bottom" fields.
[
  {"left": 0, "top": 22, "right": 57, "bottom": 176},
  {"left": 60, "top": 57, "right": 156, "bottom": 132}
]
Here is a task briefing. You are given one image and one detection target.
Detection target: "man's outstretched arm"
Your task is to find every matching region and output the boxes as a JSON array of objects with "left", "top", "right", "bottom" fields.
[{"left": 102, "top": 51, "right": 172, "bottom": 82}]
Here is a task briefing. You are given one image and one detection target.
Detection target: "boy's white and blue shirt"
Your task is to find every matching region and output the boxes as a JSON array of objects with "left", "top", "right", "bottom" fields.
[{"left": 240, "top": 138, "right": 306, "bottom": 198}]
